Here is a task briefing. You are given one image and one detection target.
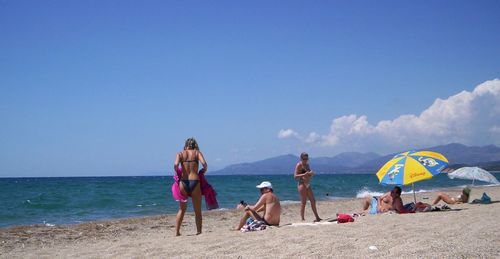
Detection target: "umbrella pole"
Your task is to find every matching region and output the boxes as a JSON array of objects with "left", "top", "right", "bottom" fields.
[{"left": 412, "top": 183, "right": 416, "bottom": 204}]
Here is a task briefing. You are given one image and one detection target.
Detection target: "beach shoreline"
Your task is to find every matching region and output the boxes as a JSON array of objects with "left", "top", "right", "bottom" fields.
[{"left": 1, "top": 186, "right": 499, "bottom": 258}]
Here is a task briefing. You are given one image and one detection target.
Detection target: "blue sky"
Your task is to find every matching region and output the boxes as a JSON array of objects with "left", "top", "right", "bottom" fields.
[{"left": 1, "top": 1, "right": 499, "bottom": 177}]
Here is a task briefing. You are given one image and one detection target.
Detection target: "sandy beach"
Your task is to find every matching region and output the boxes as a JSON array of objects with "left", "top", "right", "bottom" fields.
[{"left": 1, "top": 186, "right": 499, "bottom": 258}]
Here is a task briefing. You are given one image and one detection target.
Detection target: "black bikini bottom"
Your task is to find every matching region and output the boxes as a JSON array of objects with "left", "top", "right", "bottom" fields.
[{"left": 180, "top": 180, "right": 199, "bottom": 195}]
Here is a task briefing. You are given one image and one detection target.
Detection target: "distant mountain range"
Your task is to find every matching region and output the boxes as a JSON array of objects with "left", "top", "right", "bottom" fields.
[{"left": 212, "top": 143, "right": 500, "bottom": 175}]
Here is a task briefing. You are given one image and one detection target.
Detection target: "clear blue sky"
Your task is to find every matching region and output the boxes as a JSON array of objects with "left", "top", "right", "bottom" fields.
[{"left": 1, "top": 1, "right": 499, "bottom": 177}]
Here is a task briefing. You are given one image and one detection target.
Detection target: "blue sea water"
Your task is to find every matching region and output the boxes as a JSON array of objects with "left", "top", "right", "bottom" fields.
[{"left": 1, "top": 173, "right": 499, "bottom": 228}]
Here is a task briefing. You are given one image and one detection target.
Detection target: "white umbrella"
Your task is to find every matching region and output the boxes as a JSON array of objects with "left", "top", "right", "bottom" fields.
[{"left": 448, "top": 167, "right": 500, "bottom": 185}]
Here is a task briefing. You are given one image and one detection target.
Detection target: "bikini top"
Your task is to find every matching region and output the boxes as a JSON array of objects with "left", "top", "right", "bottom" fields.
[
  {"left": 300, "top": 163, "right": 309, "bottom": 174},
  {"left": 298, "top": 163, "right": 308, "bottom": 183},
  {"left": 180, "top": 150, "right": 199, "bottom": 165}
]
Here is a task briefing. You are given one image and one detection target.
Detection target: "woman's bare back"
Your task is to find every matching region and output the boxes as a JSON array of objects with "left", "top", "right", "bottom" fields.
[{"left": 180, "top": 150, "right": 200, "bottom": 180}]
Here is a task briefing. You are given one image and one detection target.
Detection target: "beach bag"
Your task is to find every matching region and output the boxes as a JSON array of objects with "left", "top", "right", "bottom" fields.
[
  {"left": 336, "top": 213, "right": 354, "bottom": 223},
  {"left": 472, "top": 192, "right": 492, "bottom": 204},
  {"left": 481, "top": 192, "right": 491, "bottom": 204}
]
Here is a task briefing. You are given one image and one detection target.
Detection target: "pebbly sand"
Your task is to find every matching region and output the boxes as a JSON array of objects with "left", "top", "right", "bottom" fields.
[{"left": 1, "top": 186, "right": 499, "bottom": 258}]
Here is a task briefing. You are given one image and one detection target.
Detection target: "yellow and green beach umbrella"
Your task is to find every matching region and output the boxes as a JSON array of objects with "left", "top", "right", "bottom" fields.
[{"left": 376, "top": 150, "right": 449, "bottom": 186}]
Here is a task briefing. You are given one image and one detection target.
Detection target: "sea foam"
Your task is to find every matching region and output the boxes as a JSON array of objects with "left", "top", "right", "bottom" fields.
[{"left": 356, "top": 188, "right": 385, "bottom": 198}]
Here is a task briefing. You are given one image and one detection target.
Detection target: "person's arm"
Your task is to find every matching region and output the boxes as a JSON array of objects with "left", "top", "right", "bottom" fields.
[
  {"left": 174, "top": 153, "right": 181, "bottom": 172},
  {"left": 294, "top": 164, "right": 309, "bottom": 180},
  {"left": 378, "top": 192, "right": 391, "bottom": 212},
  {"left": 304, "top": 164, "right": 313, "bottom": 177},
  {"left": 247, "top": 195, "right": 266, "bottom": 212},
  {"left": 198, "top": 151, "right": 208, "bottom": 172},
  {"left": 393, "top": 197, "right": 405, "bottom": 213},
  {"left": 380, "top": 192, "right": 391, "bottom": 203}
]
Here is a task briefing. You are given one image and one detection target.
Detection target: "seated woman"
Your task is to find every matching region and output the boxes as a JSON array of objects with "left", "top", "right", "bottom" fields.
[{"left": 432, "top": 187, "right": 471, "bottom": 205}]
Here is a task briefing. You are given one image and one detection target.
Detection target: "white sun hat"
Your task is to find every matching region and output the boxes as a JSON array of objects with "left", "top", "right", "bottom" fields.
[{"left": 256, "top": 181, "right": 273, "bottom": 189}]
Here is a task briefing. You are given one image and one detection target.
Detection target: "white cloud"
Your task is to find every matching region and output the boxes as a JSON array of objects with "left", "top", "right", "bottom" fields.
[
  {"left": 278, "top": 129, "right": 321, "bottom": 144},
  {"left": 305, "top": 132, "right": 321, "bottom": 143},
  {"left": 278, "top": 129, "right": 299, "bottom": 139},
  {"left": 278, "top": 79, "right": 500, "bottom": 153}
]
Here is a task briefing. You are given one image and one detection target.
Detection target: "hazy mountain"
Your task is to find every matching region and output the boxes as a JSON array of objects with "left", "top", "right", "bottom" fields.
[
  {"left": 427, "top": 143, "right": 500, "bottom": 164},
  {"left": 212, "top": 152, "right": 381, "bottom": 175},
  {"left": 215, "top": 154, "right": 298, "bottom": 175},
  {"left": 357, "top": 143, "right": 500, "bottom": 172},
  {"left": 211, "top": 143, "right": 500, "bottom": 175}
]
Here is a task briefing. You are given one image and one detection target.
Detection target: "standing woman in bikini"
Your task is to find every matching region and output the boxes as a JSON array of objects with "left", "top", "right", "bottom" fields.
[
  {"left": 174, "top": 138, "right": 207, "bottom": 236},
  {"left": 294, "top": 152, "right": 321, "bottom": 222}
]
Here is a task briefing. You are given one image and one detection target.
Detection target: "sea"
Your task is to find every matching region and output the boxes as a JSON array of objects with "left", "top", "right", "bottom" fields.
[{"left": 1, "top": 173, "right": 499, "bottom": 228}]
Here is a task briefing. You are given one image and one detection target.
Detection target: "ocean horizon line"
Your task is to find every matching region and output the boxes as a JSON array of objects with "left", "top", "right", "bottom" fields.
[{"left": 0, "top": 172, "right": 380, "bottom": 179}]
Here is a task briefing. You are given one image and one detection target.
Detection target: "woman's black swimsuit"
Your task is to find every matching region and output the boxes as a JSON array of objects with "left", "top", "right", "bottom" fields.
[
  {"left": 298, "top": 166, "right": 310, "bottom": 187},
  {"left": 180, "top": 153, "right": 200, "bottom": 195},
  {"left": 180, "top": 179, "right": 199, "bottom": 195}
]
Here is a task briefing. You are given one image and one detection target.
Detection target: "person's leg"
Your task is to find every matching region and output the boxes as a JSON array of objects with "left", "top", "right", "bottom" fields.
[
  {"left": 236, "top": 209, "right": 264, "bottom": 230},
  {"left": 175, "top": 201, "right": 187, "bottom": 236},
  {"left": 362, "top": 195, "right": 373, "bottom": 211},
  {"left": 432, "top": 192, "right": 456, "bottom": 205},
  {"left": 237, "top": 211, "right": 250, "bottom": 230},
  {"left": 306, "top": 187, "right": 321, "bottom": 222},
  {"left": 191, "top": 183, "right": 203, "bottom": 235},
  {"left": 298, "top": 184, "right": 308, "bottom": 221},
  {"left": 247, "top": 209, "right": 264, "bottom": 222}
]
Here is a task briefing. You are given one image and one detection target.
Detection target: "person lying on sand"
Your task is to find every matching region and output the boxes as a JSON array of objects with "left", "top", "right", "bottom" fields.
[
  {"left": 361, "top": 186, "right": 405, "bottom": 215},
  {"left": 432, "top": 187, "right": 470, "bottom": 205},
  {"left": 236, "top": 181, "right": 281, "bottom": 230}
]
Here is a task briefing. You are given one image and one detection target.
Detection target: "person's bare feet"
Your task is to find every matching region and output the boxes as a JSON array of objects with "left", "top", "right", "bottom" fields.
[{"left": 313, "top": 218, "right": 322, "bottom": 222}]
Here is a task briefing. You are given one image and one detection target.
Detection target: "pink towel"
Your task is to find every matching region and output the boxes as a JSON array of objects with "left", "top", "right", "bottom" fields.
[
  {"left": 171, "top": 166, "right": 188, "bottom": 203},
  {"left": 171, "top": 167, "right": 219, "bottom": 210}
]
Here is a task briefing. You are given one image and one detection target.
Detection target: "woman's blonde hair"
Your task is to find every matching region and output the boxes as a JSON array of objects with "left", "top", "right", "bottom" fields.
[{"left": 184, "top": 137, "right": 199, "bottom": 150}]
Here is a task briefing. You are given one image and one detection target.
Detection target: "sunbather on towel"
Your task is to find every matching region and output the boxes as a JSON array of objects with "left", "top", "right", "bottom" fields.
[
  {"left": 236, "top": 181, "right": 281, "bottom": 230},
  {"left": 361, "top": 186, "right": 405, "bottom": 215},
  {"left": 432, "top": 187, "right": 470, "bottom": 205}
]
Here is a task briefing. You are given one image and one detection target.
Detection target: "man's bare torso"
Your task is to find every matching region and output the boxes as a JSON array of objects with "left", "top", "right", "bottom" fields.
[{"left": 262, "top": 192, "right": 281, "bottom": 225}]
